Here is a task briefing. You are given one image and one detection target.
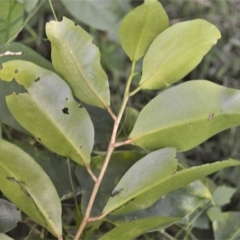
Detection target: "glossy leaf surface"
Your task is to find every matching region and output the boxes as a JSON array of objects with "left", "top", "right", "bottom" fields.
[
  {"left": 130, "top": 81, "right": 240, "bottom": 152},
  {"left": 139, "top": 19, "right": 221, "bottom": 90},
  {"left": 100, "top": 216, "right": 180, "bottom": 240},
  {"left": 0, "top": 139, "right": 62, "bottom": 237},
  {"left": 108, "top": 181, "right": 212, "bottom": 225},
  {"left": 111, "top": 159, "right": 240, "bottom": 215},
  {"left": 0, "top": 60, "right": 94, "bottom": 166},
  {"left": 103, "top": 148, "right": 177, "bottom": 214},
  {"left": 76, "top": 151, "right": 146, "bottom": 216},
  {"left": 0, "top": 198, "right": 21, "bottom": 233},
  {"left": 0, "top": 42, "right": 54, "bottom": 133},
  {"left": 46, "top": 17, "right": 110, "bottom": 109},
  {"left": 119, "top": 0, "right": 168, "bottom": 61}
]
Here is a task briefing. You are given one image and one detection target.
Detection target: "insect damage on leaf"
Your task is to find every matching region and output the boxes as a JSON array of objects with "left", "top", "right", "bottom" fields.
[
  {"left": 111, "top": 188, "right": 124, "bottom": 197},
  {"left": 62, "top": 107, "right": 69, "bottom": 114},
  {"left": 34, "top": 77, "right": 40, "bottom": 82},
  {"left": 208, "top": 113, "right": 214, "bottom": 121}
]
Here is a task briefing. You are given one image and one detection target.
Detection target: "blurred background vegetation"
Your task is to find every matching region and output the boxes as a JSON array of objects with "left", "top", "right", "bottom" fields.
[{"left": 1, "top": 0, "right": 240, "bottom": 239}]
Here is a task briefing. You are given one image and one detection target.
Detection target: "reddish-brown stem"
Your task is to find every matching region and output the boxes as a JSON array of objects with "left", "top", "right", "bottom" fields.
[{"left": 74, "top": 61, "right": 136, "bottom": 240}]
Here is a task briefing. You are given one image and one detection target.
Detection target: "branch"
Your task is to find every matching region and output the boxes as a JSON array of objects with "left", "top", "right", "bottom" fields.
[{"left": 74, "top": 61, "right": 136, "bottom": 240}]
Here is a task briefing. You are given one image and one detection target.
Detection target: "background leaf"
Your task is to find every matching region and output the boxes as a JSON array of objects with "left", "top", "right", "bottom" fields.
[
  {"left": 111, "top": 159, "right": 240, "bottom": 215},
  {"left": 119, "top": 0, "right": 169, "bottom": 61},
  {"left": 46, "top": 17, "right": 110, "bottom": 109},
  {"left": 0, "top": 139, "right": 62, "bottom": 237},
  {"left": 130, "top": 80, "right": 240, "bottom": 152},
  {"left": 0, "top": 0, "right": 24, "bottom": 44},
  {"left": 0, "top": 42, "right": 54, "bottom": 133},
  {"left": 103, "top": 148, "right": 177, "bottom": 214},
  {"left": 0, "top": 198, "right": 21, "bottom": 233},
  {"left": 99, "top": 216, "right": 180, "bottom": 240},
  {"left": 212, "top": 185, "right": 236, "bottom": 207},
  {"left": 138, "top": 19, "right": 221, "bottom": 90},
  {"left": 15, "top": 141, "right": 79, "bottom": 200},
  {"left": 59, "top": 0, "right": 130, "bottom": 32},
  {"left": 213, "top": 211, "right": 240, "bottom": 240},
  {"left": 0, "top": 60, "right": 94, "bottom": 166}
]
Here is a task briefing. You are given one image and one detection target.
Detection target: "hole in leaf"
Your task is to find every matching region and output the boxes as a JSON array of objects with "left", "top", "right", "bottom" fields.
[
  {"left": 62, "top": 107, "right": 69, "bottom": 114},
  {"left": 14, "top": 69, "right": 18, "bottom": 74},
  {"left": 34, "top": 77, "right": 40, "bottom": 82}
]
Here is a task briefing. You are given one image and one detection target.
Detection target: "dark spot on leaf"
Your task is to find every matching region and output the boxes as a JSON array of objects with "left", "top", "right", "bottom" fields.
[
  {"left": 80, "top": 146, "right": 82, "bottom": 149},
  {"left": 208, "top": 113, "right": 214, "bottom": 121},
  {"left": 189, "top": 123, "right": 192, "bottom": 126},
  {"left": 62, "top": 107, "right": 69, "bottom": 114},
  {"left": 130, "top": 198, "right": 135, "bottom": 202},
  {"left": 34, "top": 77, "right": 40, "bottom": 82},
  {"left": 66, "top": 98, "right": 68, "bottom": 100},
  {"left": 111, "top": 188, "right": 124, "bottom": 197},
  {"left": 14, "top": 69, "right": 18, "bottom": 74},
  {"left": 37, "top": 137, "right": 41, "bottom": 142}
]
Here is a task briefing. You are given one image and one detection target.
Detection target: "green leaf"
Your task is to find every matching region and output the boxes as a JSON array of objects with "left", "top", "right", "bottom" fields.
[
  {"left": 0, "top": 0, "right": 24, "bottom": 44},
  {"left": 212, "top": 185, "right": 236, "bottom": 207},
  {"left": 108, "top": 181, "right": 212, "bottom": 225},
  {"left": 0, "top": 234, "right": 14, "bottom": 240},
  {"left": 22, "top": 0, "right": 38, "bottom": 12},
  {"left": 59, "top": 0, "right": 130, "bottom": 31},
  {"left": 0, "top": 198, "right": 21, "bottom": 233},
  {"left": 109, "top": 159, "right": 240, "bottom": 215},
  {"left": 15, "top": 141, "right": 79, "bottom": 199},
  {"left": 119, "top": 107, "right": 139, "bottom": 139},
  {"left": 46, "top": 17, "right": 110, "bottom": 109},
  {"left": 130, "top": 80, "right": 240, "bottom": 152},
  {"left": 207, "top": 206, "right": 225, "bottom": 223},
  {"left": 99, "top": 216, "right": 180, "bottom": 240},
  {"left": 85, "top": 105, "right": 114, "bottom": 150},
  {"left": 0, "top": 60, "right": 94, "bottom": 166},
  {"left": 138, "top": 19, "right": 221, "bottom": 90},
  {"left": 213, "top": 212, "right": 240, "bottom": 240},
  {"left": 119, "top": 0, "right": 169, "bottom": 61},
  {"left": 0, "top": 139, "right": 62, "bottom": 237},
  {"left": 103, "top": 148, "right": 177, "bottom": 214},
  {"left": 0, "top": 42, "right": 54, "bottom": 133},
  {"left": 76, "top": 151, "right": 146, "bottom": 216}
]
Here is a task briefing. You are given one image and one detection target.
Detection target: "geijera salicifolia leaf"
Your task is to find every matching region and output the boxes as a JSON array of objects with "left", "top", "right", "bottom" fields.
[
  {"left": 107, "top": 181, "right": 212, "bottom": 225},
  {"left": 46, "top": 17, "right": 110, "bottom": 109},
  {"left": 0, "top": 139, "right": 62, "bottom": 238},
  {"left": 111, "top": 159, "right": 240, "bottom": 215},
  {"left": 138, "top": 19, "right": 221, "bottom": 90},
  {"left": 0, "top": 60, "right": 94, "bottom": 166},
  {"left": 99, "top": 216, "right": 180, "bottom": 240},
  {"left": 130, "top": 80, "right": 240, "bottom": 152},
  {"left": 119, "top": 0, "right": 169, "bottom": 61},
  {"left": 103, "top": 148, "right": 177, "bottom": 214},
  {"left": 0, "top": 42, "right": 54, "bottom": 134}
]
